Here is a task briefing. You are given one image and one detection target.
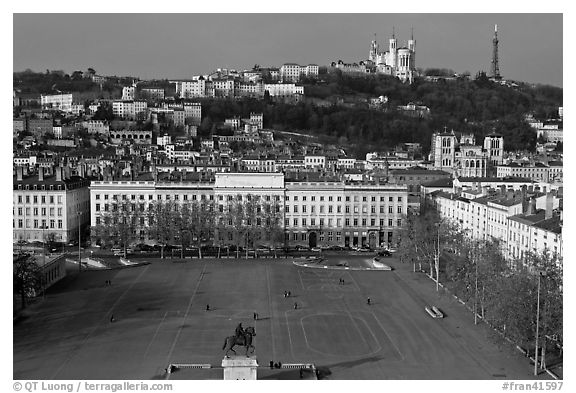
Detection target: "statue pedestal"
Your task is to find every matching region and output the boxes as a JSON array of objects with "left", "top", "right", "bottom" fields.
[{"left": 221, "top": 356, "right": 258, "bottom": 380}]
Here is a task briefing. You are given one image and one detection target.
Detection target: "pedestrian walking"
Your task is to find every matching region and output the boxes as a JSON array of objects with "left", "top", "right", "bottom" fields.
[
  {"left": 253, "top": 312, "right": 257, "bottom": 320},
  {"left": 110, "top": 314, "right": 115, "bottom": 323},
  {"left": 294, "top": 302, "right": 298, "bottom": 310},
  {"left": 206, "top": 304, "right": 210, "bottom": 311},
  {"left": 288, "top": 291, "right": 291, "bottom": 297},
  {"left": 284, "top": 291, "right": 287, "bottom": 298},
  {"left": 367, "top": 297, "right": 371, "bottom": 305},
  {"left": 270, "top": 361, "right": 274, "bottom": 369}
]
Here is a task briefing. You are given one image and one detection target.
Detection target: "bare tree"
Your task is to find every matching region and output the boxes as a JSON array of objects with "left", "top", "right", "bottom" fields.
[
  {"left": 227, "top": 195, "right": 248, "bottom": 259},
  {"left": 91, "top": 200, "right": 142, "bottom": 258},
  {"left": 147, "top": 200, "right": 179, "bottom": 259},
  {"left": 14, "top": 257, "right": 42, "bottom": 309},
  {"left": 262, "top": 198, "right": 284, "bottom": 258},
  {"left": 187, "top": 199, "right": 216, "bottom": 259}
]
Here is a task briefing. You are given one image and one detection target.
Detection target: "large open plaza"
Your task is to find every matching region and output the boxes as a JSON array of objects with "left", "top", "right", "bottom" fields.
[{"left": 14, "top": 254, "right": 544, "bottom": 380}]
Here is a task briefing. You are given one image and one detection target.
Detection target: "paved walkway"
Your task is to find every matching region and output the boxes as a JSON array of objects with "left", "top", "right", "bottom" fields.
[{"left": 13, "top": 257, "right": 551, "bottom": 380}]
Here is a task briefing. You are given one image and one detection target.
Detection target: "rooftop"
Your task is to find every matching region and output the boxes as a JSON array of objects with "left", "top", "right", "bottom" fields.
[
  {"left": 457, "top": 176, "right": 535, "bottom": 183},
  {"left": 421, "top": 178, "right": 453, "bottom": 188}
]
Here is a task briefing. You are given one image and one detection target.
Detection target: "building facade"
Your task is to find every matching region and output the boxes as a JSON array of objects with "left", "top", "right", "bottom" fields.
[
  {"left": 13, "top": 167, "right": 90, "bottom": 244},
  {"left": 89, "top": 173, "right": 408, "bottom": 249},
  {"left": 41, "top": 94, "right": 73, "bottom": 113}
]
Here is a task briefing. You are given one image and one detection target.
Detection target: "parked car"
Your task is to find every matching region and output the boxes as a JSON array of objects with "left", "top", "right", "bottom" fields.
[
  {"left": 328, "top": 245, "right": 346, "bottom": 251},
  {"left": 358, "top": 247, "right": 371, "bottom": 252},
  {"left": 310, "top": 247, "right": 322, "bottom": 252},
  {"left": 377, "top": 249, "right": 392, "bottom": 257}
]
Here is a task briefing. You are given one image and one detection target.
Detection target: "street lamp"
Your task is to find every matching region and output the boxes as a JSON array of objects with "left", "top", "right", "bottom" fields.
[
  {"left": 473, "top": 241, "right": 479, "bottom": 325},
  {"left": 40, "top": 224, "right": 47, "bottom": 296},
  {"left": 435, "top": 222, "right": 441, "bottom": 292},
  {"left": 534, "top": 271, "right": 546, "bottom": 376},
  {"left": 77, "top": 211, "right": 82, "bottom": 273}
]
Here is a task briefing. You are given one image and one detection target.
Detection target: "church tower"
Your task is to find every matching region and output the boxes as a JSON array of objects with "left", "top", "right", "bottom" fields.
[
  {"left": 369, "top": 33, "right": 379, "bottom": 63},
  {"left": 408, "top": 27, "right": 415, "bottom": 67},
  {"left": 388, "top": 27, "right": 397, "bottom": 69}
]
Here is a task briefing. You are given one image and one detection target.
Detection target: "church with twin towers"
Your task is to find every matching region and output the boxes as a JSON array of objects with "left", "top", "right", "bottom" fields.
[{"left": 368, "top": 28, "right": 416, "bottom": 83}]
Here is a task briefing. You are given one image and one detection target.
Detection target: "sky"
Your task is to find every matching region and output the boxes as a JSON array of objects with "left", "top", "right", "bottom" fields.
[{"left": 13, "top": 13, "right": 563, "bottom": 87}]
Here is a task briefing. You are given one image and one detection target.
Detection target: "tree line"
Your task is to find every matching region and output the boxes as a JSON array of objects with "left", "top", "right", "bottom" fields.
[
  {"left": 397, "top": 209, "right": 563, "bottom": 366},
  {"left": 195, "top": 72, "right": 560, "bottom": 157},
  {"left": 90, "top": 195, "right": 285, "bottom": 259}
]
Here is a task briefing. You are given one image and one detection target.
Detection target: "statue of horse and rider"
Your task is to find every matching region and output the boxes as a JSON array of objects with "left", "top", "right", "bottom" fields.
[{"left": 222, "top": 323, "right": 256, "bottom": 357}]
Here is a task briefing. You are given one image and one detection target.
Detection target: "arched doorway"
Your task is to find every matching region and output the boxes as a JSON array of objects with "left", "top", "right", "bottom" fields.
[
  {"left": 368, "top": 232, "right": 377, "bottom": 249},
  {"left": 308, "top": 232, "right": 317, "bottom": 248}
]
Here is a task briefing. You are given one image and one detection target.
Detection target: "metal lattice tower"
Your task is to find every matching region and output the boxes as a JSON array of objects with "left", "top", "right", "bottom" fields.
[{"left": 491, "top": 24, "right": 502, "bottom": 80}]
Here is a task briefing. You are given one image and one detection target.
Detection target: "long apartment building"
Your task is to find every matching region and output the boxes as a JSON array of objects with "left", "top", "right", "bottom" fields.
[
  {"left": 13, "top": 166, "right": 91, "bottom": 244},
  {"left": 496, "top": 161, "right": 563, "bottom": 183},
  {"left": 430, "top": 185, "right": 562, "bottom": 263},
  {"left": 89, "top": 172, "right": 408, "bottom": 249},
  {"left": 41, "top": 93, "right": 73, "bottom": 113},
  {"left": 171, "top": 78, "right": 304, "bottom": 99},
  {"left": 112, "top": 100, "right": 148, "bottom": 120},
  {"left": 279, "top": 63, "right": 319, "bottom": 82}
]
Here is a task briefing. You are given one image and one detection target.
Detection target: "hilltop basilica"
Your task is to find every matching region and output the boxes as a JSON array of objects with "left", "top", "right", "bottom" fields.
[{"left": 367, "top": 28, "right": 416, "bottom": 83}]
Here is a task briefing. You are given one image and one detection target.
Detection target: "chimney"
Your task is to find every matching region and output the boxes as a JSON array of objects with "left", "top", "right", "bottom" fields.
[
  {"left": 545, "top": 192, "right": 554, "bottom": 219},
  {"left": 56, "top": 166, "right": 63, "bottom": 181},
  {"left": 522, "top": 195, "right": 529, "bottom": 215},
  {"left": 521, "top": 185, "right": 527, "bottom": 205},
  {"left": 16, "top": 166, "right": 23, "bottom": 181},
  {"left": 38, "top": 167, "right": 44, "bottom": 182},
  {"left": 529, "top": 196, "right": 537, "bottom": 215}
]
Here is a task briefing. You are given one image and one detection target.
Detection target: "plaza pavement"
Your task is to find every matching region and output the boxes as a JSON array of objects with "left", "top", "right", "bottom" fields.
[{"left": 13, "top": 254, "right": 548, "bottom": 380}]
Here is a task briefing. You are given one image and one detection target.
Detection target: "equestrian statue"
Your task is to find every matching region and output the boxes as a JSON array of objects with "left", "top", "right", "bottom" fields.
[{"left": 222, "top": 323, "right": 256, "bottom": 357}]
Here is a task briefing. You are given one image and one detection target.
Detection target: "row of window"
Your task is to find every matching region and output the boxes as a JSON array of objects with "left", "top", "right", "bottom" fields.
[
  {"left": 15, "top": 195, "right": 63, "bottom": 204},
  {"left": 14, "top": 219, "right": 63, "bottom": 229},
  {"left": 93, "top": 194, "right": 405, "bottom": 203},
  {"left": 285, "top": 195, "right": 403, "bottom": 202},
  {"left": 285, "top": 205, "right": 403, "bottom": 214},
  {"left": 93, "top": 193, "right": 282, "bottom": 202},
  {"left": 15, "top": 207, "right": 63, "bottom": 217},
  {"left": 15, "top": 184, "right": 64, "bottom": 191},
  {"left": 285, "top": 217, "right": 401, "bottom": 228}
]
